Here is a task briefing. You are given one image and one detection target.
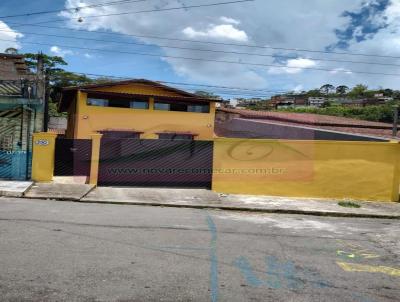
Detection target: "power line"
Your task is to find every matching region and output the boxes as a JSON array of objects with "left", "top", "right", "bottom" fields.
[
  {"left": 7, "top": 22, "right": 400, "bottom": 60},
  {"left": 0, "top": 67, "right": 283, "bottom": 97},
  {"left": 0, "top": 28, "right": 399, "bottom": 68},
  {"left": 20, "top": 0, "right": 254, "bottom": 26},
  {"left": 3, "top": 37, "right": 400, "bottom": 77},
  {"left": 49, "top": 71, "right": 295, "bottom": 97},
  {"left": 50, "top": 71, "right": 290, "bottom": 94},
  {"left": 0, "top": 0, "right": 149, "bottom": 19}
]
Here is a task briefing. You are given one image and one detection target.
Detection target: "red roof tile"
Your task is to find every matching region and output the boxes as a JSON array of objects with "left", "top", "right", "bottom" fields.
[
  {"left": 217, "top": 108, "right": 398, "bottom": 139},
  {"left": 218, "top": 108, "right": 392, "bottom": 129}
]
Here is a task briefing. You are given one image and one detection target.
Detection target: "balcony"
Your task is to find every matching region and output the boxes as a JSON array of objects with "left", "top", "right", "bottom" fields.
[{"left": 0, "top": 80, "right": 38, "bottom": 99}]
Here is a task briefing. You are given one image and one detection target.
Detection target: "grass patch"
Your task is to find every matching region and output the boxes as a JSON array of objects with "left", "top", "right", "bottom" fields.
[{"left": 338, "top": 201, "right": 361, "bottom": 208}]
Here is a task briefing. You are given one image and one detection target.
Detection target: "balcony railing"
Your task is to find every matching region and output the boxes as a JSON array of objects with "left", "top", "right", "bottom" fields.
[{"left": 0, "top": 80, "right": 38, "bottom": 99}]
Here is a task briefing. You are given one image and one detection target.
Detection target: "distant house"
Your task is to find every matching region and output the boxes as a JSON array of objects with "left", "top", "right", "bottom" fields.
[
  {"left": 374, "top": 93, "right": 393, "bottom": 102},
  {"left": 340, "top": 98, "right": 386, "bottom": 107},
  {"left": 308, "top": 97, "right": 326, "bottom": 107},
  {"left": 236, "top": 98, "right": 262, "bottom": 109},
  {"left": 269, "top": 94, "right": 307, "bottom": 109},
  {"left": 58, "top": 80, "right": 219, "bottom": 140},
  {"left": 0, "top": 51, "right": 45, "bottom": 180}
]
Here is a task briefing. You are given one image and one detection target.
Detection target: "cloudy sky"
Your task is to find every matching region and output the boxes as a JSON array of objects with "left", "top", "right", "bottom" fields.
[{"left": 0, "top": 0, "right": 400, "bottom": 97}]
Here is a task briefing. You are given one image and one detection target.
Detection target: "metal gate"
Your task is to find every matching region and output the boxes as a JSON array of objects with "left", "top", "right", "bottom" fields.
[
  {"left": 54, "top": 138, "right": 92, "bottom": 176},
  {"left": 0, "top": 105, "right": 33, "bottom": 180},
  {"left": 98, "top": 138, "right": 214, "bottom": 188}
]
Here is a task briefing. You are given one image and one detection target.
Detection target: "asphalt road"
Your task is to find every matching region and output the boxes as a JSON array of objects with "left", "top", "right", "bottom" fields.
[{"left": 0, "top": 197, "right": 399, "bottom": 302}]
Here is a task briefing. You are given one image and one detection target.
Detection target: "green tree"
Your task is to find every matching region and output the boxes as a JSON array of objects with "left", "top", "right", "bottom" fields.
[
  {"left": 24, "top": 53, "right": 95, "bottom": 117},
  {"left": 383, "top": 89, "right": 394, "bottom": 96},
  {"left": 306, "top": 89, "right": 322, "bottom": 97},
  {"left": 336, "top": 85, "right": 349, "bottom": 95},
  {"left": 194, "top": 90, "right": 222, "bottom": 100},
  {"left": 348, "top": 84, "right": 368, "bottom": 98},
  {"left": 320, "top": 84, "right": 335, "bottom": 95}
]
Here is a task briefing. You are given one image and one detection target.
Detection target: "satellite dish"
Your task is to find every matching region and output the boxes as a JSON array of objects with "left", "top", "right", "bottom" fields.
[{"left": 5, "top": 47, "right": 18, "bottom": 54}]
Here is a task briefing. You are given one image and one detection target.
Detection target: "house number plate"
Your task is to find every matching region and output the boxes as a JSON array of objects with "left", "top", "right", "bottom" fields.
[{"left": 35, "top": 139, "right": 49, "bottom": 146}]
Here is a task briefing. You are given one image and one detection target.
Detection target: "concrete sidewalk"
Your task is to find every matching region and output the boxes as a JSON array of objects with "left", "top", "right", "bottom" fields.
[
  {"left": 0, "top": 180, "right": 33, "bottom": 197},
  {"left": 81, "top": 187, "right": 400, "bottom": 219},
  {"left": 1, "top": 181, "right": 400, "bottom": 219}
]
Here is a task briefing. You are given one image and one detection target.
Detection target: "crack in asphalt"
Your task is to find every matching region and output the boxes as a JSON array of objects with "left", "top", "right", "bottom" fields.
[{"left": 0, "top": 217, "right": 378, "bottom": 242}]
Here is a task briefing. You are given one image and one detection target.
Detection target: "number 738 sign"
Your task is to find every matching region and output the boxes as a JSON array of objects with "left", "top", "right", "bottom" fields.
[{"left": 35, "top": 139, "right": 49, "bottom": 146}]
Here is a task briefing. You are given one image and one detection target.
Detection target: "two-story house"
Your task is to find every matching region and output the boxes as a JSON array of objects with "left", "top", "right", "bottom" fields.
[{"left": 58, "top": 80, "right": 218, "bottom": 140}]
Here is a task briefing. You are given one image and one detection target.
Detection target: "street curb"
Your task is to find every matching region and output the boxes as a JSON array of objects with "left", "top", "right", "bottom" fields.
[
  {"left": 0, "top": 182, "right": 34, "bottom": 198},
  {"left": 22, "top": 184, "right": 96, "bottom": 201},
  {"left": 11, "top": 194, "right": 400, "bottom": 219},
  {"left": 77, "top": 199, "right": 400, "bottom": 219}
]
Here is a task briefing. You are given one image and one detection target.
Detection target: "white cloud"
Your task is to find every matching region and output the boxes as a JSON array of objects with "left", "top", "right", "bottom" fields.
[
  {"left": 330, "top": 67, "right": 352, "bottom": 75},
  {"left": 84, "top": 53, "right": 93, "bottom": 59},
  {"left": 287, "top": 58, "right": 317, "bottom": 69},
  {"left": 58, "top": 0, "right": 400, "bottom": 92},
  {"left": 269, "top": 58, "right": 317, "bottom": 74},
  {"left": 182, "top": 24, "right": 248, "bottom": 42},
  {"left": 50, "top": 46, "right": 74, "bottom": 57},
  {"left": 219, "top": 16, "right": 241, "bottom": 25},
  {"left": 0, "top": 21, "right": 23, "bottom": 52},
  {"left": 293, "top": 84, "right": 303, "bottom": 92}
]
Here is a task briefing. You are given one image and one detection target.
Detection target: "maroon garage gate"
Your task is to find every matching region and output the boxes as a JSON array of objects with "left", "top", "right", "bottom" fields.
[
  {"left": 54, "top": 138, "right": 92, "bottom": 177},
  {"left": 97, "top": 138, "right": 214, "bottom": 188}
]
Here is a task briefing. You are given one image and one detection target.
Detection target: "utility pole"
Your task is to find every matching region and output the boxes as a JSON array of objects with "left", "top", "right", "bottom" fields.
[
  {"left": 393, "top": 105, "right": 399, "bottom": 138},
  {"left": 36, "top": 52, "right": 46, "bottom": 132}
]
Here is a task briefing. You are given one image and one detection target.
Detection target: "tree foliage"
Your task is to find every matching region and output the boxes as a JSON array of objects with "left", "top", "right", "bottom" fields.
[
  {"left": 336, "top": 85, "right": 349, "bottom": 95},
  {"left": 194, "top": 90, "right": 222, "bottom": 99},
  {"left": 24, "top": 53, "right": 96, "bottom": 117},
  {"left": 278, "top": 102, "right": 398, "bottom": 123},
  {"left": 320, "top": 84, "right": 335, "bottom": 94},
  {"left": 348, "top": 84, "right": 368, "bottom": 98}
]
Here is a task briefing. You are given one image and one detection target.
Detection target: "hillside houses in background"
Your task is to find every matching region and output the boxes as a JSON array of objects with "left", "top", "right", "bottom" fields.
[
  {"left": 228, "top": 84, "right": 397, "bottom": 111},
  {"left": 266, "top": 93, "right": 394, "bottom": 109}
]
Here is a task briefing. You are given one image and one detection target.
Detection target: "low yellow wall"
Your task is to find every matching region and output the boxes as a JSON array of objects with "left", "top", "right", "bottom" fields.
[
  {"left": 31, "top": 132, "right": 57, "bottom": 182},
  {"left": 212, "top": 138, "right": 400, "bottom": 202}
]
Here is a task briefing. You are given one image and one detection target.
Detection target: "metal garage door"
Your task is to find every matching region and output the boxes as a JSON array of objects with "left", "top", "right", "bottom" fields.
[{"left": 98, "top": 138, "right": 213, "bottom": 188}]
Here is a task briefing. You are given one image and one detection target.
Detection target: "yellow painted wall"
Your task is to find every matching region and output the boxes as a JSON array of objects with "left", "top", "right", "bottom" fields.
[
  {"left": 31, "top": 132, "right": 57, "bottom": 182},
  {"left": 212, "top": 138, "right": 400, "bottom": 202},
  {"left": 69, "top": 83, "right": 216, "bottom": 140}
]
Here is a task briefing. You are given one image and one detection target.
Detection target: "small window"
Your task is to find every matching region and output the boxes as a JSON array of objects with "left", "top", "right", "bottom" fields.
[
  {"left": 109, "top": 98, "right": 130, "bottom": 108},
  {"left": 100, "top": 131, "right": 141, "bottom": 139},
  {"left": 154, "top": 102, "right": 171, "bottom": 111},
  {"left": 87, "top": 95, "right": 149, "bottom": 109},
  {"left": 154, "top": 99, "right": 210, "bottom": 113},
  {"left": 87, "top": 98, "right": 108, "bottom": 107},
  {"left": 188, "top": 104, "right": 210, "bottom": 113},
  {"left": 158, "top": 133, "right": 194, "bottom": 140},
  {"left": 130, "top": 101, "right": 149, "bottom": 109}
]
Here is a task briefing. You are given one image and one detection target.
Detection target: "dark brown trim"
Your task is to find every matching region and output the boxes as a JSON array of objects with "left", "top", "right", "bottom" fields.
[
  {"left": 59, "top": 79, "right": 220, "bottom": 112},
  {"left": 82, "top": 89, "right": 219, "bottom": 103},
  {"left": 62, "top": 79, "right": 196, "bottom": 97},
  {"left": 155, "top": 131, "right": 199, "bottom": 136}
]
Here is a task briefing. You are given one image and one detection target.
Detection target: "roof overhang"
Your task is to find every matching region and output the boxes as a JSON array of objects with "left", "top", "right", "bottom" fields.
[
  {"left": 62, "top": 79, "right": 197, "bottom": 97},
  {"left": 59, "top": 83, "right": 221, "bottom": 112}
]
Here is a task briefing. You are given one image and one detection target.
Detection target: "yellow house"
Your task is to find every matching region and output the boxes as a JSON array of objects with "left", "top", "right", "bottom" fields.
[{"left": 59, "top": 79, "right": 218, "bottom": 140}]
